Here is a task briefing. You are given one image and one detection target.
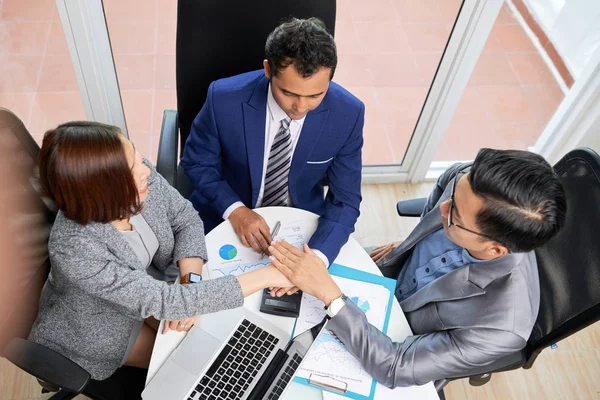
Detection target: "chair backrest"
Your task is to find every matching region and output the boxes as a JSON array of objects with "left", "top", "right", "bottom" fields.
[
  {"left": 175, "top": 0, "right": 336, "bottom": 155},
  {"left": 0, "top": 108, "right": 56, "bottom": 352},
  {"left": 526, "top": 147, "right": 600, "bottom": 365}
]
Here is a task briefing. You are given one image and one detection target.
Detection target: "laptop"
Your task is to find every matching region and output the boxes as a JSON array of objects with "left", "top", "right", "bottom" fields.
[{"left": 142, "top": 307, "right": 326, "bottom": 400}]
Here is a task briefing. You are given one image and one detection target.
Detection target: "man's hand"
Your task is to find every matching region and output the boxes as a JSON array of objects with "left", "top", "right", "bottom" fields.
[
  {"left": 229, "top": 206, "right": 273, "bottom": 254},
  {"left": 162, "top": 315, "right": 199, "bottom": 334},
  {"left": 269, "top": 241, "right": 341, "bottom": 306},
  {"left": 369, "top": 241, "right": 402, "bottom": 264}
]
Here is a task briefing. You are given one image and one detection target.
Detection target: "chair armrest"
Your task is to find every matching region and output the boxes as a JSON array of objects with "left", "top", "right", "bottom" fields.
[
  {"left": 3, "top": 337, "right": 90, "bottom": 393},
  {"left": 156, "top": 109, "right": 179, "bottom": 186},
  {"left": 396, "top": 198, "right": 427, "bottom": 217},
  {"left": 176, "top": 164, "right": 194, "bottom": 199}
]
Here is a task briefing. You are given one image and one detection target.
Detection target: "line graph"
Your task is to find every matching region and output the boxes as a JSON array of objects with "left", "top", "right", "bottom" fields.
[
  {"left": 294, "top": 276, "right": 392, "bottom": 396},
  {"left": 304, "top": 332, "right": 364, "bottom": 373},
  {"left": 212, "top": 259, "right": 271, "bottom": 276}
]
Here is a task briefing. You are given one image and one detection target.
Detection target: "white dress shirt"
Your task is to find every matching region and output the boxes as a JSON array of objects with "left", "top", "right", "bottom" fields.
[{"left": 222, "top": 83, "right": 329, "bottom": 266}]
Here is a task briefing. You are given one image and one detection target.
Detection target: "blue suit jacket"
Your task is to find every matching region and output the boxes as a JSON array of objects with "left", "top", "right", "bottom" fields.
[{"left": 180, "top": 70, "right": 364, "bottom": 262}]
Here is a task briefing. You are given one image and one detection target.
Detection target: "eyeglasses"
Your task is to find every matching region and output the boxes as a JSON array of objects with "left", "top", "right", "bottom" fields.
[{"left": 448, "top": 172, "right": 498, "bottom": 242}]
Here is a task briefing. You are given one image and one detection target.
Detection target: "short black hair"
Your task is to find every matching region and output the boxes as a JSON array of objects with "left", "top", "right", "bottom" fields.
[
  {"left": 265, "top": 17, "right": 337, "bottom": 80},
  {"left": 468, "top": 148, "right": 567, "bottom": 253}
]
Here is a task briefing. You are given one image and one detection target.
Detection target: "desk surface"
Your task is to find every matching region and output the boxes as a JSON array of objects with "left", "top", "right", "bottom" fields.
[{"left": 145, "top": 207, "right": 438, "bottom": 399}]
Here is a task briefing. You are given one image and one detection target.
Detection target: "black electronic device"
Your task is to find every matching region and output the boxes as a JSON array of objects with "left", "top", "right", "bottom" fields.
[{"left": 259, "top": 288, "right": 303, "bottom": 318}]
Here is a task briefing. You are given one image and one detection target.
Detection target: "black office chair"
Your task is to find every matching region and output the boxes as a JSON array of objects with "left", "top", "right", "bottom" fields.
[
  {"left": 394, "top": 148, "right": 600, "bottom": 388},
  {"left": 156, "top": 0, "right": 336, "bottom": 198},
  {"left": 0, "top": 108, "right": 148, "bottom": 400}
]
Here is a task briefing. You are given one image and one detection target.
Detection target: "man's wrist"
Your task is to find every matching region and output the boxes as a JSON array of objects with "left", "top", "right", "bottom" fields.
[
  {"left": 325, "top": 293, "right": 347, "bottom": 318},
  {"left": 312, "top": 249, "right": 330, "bottom": 268},
  {"left": 320, "top": 287, "right": 343, "bottom": 307},
  {"left": 223, "top": 202, "right": 245, "bottom": 220}
]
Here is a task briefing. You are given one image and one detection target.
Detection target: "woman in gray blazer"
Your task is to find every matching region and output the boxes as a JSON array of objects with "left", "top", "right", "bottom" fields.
[{"left": 28, "top": 121, "right": 291, "bottom": 380}]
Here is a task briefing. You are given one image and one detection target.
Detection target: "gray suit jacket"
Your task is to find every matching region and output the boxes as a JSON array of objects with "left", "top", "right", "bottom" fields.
[
  {"left": 29, "top": 160, "right": 244, "bottom": 380},
  {"left": 327, "top": 163, "right": 540, "bottom": 387}
]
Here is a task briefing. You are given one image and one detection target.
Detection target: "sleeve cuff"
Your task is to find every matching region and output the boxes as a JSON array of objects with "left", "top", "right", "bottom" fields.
[
  {"left": 313, "top": 249, "right": 330, "bottom": 268},
  {"left": 222, "top": 201, "right": 245, "bottom": 220}
]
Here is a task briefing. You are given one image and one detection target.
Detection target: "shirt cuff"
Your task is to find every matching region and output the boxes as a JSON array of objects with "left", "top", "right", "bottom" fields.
[
  {"left": 222, "top": 201, "right": 245, "bottom": 220},
  {"left": 313, "top": 250, "right": 330, "bottom": 268}
]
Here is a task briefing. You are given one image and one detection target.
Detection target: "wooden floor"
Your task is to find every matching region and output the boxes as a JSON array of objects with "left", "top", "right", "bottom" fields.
[{"left": 2, "top": 182, "right": 599, "bottom": 400}]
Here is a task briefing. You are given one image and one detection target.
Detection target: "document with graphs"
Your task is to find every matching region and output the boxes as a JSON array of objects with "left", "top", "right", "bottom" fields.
[
  {"left": 292, "top": 264, "right": 396, "bottom": 400},
  {"left": 205, "top": 220, "right": 305, "bottom": 278}
]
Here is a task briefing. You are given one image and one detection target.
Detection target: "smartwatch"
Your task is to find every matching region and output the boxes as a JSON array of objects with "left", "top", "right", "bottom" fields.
[
  {"left": 180, "top": 272, "right": 202, "bottom": 285},
  {"left": 325, "top": 293, "right": 348, "bottom": 319}
]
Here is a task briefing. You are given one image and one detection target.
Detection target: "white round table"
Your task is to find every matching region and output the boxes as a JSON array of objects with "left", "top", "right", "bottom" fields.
[{"left": 145, "top": 207, "right": 436, "bottom": 399}]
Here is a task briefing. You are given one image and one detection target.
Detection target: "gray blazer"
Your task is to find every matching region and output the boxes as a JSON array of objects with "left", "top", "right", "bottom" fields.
[
  {"left": 29, "top": 160, "right": 244, "bottom": 380},
  {"left": 327, "top": 163, "right": 540, "bottom": 387}
]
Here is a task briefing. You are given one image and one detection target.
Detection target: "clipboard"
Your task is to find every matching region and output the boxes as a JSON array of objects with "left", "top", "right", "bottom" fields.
[{"left": 292, "top": 263, "right": 397, "bottom": 400}]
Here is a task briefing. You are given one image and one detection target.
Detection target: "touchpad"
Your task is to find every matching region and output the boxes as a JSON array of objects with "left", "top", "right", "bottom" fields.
[{"left": 171, "top": 328, "right": 221, "bottom": 376}]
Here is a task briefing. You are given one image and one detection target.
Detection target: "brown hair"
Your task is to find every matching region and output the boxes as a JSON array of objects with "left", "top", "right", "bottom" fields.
[{"left": 38, "top": 121, "right": 142, "bottom": 225}]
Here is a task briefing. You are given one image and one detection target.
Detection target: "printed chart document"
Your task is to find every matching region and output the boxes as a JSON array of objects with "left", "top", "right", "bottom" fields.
[
  {"left": 322, "top": 382, "right": 440, "bottom": 400},
  {"left": 292, "top": 264, "right": 396, "bottom": 400},
  {"left": 205, "top": 220, "right": 306, "bottom": 278}
]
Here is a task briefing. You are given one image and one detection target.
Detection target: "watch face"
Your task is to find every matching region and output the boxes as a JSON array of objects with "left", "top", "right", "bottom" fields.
[{"left": 189, "top": 273, "right": 202, "bottom": 283}]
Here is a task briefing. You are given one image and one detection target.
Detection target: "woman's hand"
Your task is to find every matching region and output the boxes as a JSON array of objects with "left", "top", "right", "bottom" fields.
[
  {"left": 269, "top": 241, "right": 341, "bottom": 306},
  {"left": 235, "top": 264, "right": 293, "bottom": 297},
  {"left": 264, "top": 265, "right": 294, "bottom": 289},
  {"left": 162, "top": 315, "right": 200, "bottom": 334}
]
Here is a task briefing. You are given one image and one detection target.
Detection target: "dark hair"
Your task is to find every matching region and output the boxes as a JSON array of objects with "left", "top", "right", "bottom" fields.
[
  {"left": 38, "top": 121, "right": 142, "bottom": 225},
  {"left": 265, "top": 17, "right": 337, "bottom": 80},
  {"left": 468, "top": 148, "right": 567, "bottom": 253}
]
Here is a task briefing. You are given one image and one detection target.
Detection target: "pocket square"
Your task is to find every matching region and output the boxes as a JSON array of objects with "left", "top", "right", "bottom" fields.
[{"left": 306, "top": 157, "right": 333, "bottom": 165}]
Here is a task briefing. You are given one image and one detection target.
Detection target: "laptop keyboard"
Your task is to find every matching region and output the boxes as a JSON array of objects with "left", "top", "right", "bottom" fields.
[
  {"left": 187, "top": 319, "right": 279, "bottom": 400},
  {"left": 267, "top": 353, "right": 303, "bottom": 400}
]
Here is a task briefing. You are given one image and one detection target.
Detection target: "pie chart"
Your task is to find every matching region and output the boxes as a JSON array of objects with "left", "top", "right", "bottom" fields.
[{"left": 219, "top": 244, "right": 238, "bottom": 260}]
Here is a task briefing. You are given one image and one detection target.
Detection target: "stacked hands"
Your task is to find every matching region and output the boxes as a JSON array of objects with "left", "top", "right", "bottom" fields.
[
  {"left": 265, "top": 240, "right": 401, "bottom": 304},
  {"left": 169, "top": 205, "right": 400, "bottom": 329},
  {"left": 267, "top": 241, "right": 342, "bottom": 307},
  {"left": 228, "top": 205, "right": 401, "bottom": 306},
  {"left": 229, "top": 206, "right": 302, "bottom": 296}
]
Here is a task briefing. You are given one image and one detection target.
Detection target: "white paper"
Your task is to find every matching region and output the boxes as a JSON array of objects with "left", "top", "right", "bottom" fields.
[
  {"left": 294, "top": 276, "right": 392, "bottom": 398},
  {"left": 205, "top": 220, "right": 305, "bottom": 278}
]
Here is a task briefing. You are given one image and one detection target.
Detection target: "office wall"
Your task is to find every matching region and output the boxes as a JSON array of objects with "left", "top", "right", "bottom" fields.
[{"left": 523, "top": 0, "right": 600, "bottom": 78}]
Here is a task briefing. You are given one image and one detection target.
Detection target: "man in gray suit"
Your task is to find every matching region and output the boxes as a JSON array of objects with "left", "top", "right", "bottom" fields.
[{"left": 268, "top": 148, "right": 567, "bottom": 387}]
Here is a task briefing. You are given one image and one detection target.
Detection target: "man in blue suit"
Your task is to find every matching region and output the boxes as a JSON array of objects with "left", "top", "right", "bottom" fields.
[{"left": 181, "top": 18, "right": 364, "bottom": 278}]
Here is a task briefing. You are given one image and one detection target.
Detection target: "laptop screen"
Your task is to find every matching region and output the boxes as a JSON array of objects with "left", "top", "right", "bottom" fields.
[{"left": 247, "top": 318, "right": 327, "bottom": 400}]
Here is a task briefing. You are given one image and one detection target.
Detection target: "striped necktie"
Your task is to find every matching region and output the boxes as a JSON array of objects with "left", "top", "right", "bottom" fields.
[{"left": 262, "top": 118, "right": 292, "bottom": 207}]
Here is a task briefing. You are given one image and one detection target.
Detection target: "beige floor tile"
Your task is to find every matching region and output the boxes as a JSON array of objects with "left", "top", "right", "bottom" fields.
[
  {"left": 0, "top": 21, "right": 50, "bottom": 55},
  {"left": 507, "top": 51, "right": 558, "bottom": 86},
  {"left": 37, "top": 55, "right": 79, "bottom": 92},
  {"left": 103, "top": 0, "right": 157, "bottom": 22},
  {"left": 107, "top": 21, "right": 157, "bottom": 55},
  {"left": 122, "top": 90, "right": 154, "bottom": 133},
  {"left": 0, "top": 0, "right": 55, "bottom": 21}
]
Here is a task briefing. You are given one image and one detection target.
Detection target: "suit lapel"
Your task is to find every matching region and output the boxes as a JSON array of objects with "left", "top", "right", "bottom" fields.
[
  {"left": 288, "top": 106, "right": 329, "bottom": 198},
  {"left": 243, "top": 76, "right": 269, "bottom": 207},
  {"left": 396, "top": 207, "right": 442, "bottom": 255},
  {"left": 91, "top": 222, "right": 142, "bottom": 270},
  {"left": 380, "top": 183, "right": 453, "bottom": 269},
  {"left": 399, "top": 266, "right": 486, "bottom": 312}
]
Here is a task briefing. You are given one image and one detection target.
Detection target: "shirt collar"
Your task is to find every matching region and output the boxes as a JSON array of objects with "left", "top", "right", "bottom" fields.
[
  {"left": 267, "top": 83, "right": 306, "bottom": 128},
  {"left": 462, "top": 248, "right": 487, "bottom": 264}
]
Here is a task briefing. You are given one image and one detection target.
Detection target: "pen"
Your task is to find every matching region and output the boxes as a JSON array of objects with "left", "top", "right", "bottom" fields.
[
  {"left": 262, "top": 221, "right": 281, "bottom": 258},
  {"left": 271, "top": 220, "right": 281, "bottom": 238}
]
